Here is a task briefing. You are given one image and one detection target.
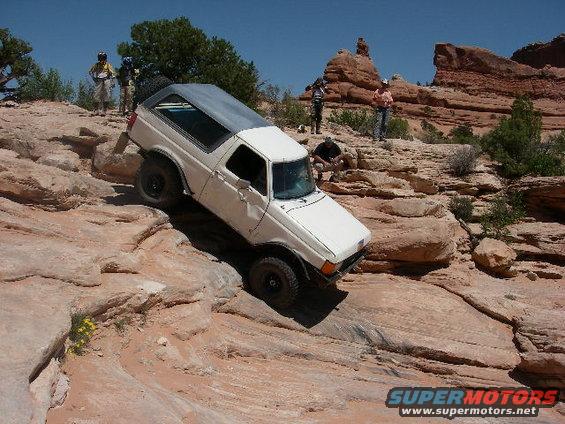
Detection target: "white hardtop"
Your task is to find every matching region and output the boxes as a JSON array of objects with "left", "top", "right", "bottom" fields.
[{"left": 237, "top": 126, "right": 308, "bottom": 163}]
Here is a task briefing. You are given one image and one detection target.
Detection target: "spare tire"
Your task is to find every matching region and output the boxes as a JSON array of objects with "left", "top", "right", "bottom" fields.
[{"left": 133, "top": 75, "right": 173, "bottom": 108}]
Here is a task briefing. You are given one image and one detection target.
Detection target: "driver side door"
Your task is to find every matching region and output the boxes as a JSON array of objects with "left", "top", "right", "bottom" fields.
[{"left": 200, "top": 143, "right": 270, "bottom": 239}]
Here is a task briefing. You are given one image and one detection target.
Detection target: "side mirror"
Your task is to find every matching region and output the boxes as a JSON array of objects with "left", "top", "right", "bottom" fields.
[{"left": 236, "top": 179, "right": 251, "bottom": 190}]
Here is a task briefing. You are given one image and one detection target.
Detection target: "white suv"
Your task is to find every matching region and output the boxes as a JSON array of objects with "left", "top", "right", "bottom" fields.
[{"left": 127, "top": 82, "right": 371, "bottom": 308}]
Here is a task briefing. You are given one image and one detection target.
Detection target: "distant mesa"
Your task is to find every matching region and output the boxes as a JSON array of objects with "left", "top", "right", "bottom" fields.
[{"left": 511, "top": 33, "right": 565, "bottom": 69}]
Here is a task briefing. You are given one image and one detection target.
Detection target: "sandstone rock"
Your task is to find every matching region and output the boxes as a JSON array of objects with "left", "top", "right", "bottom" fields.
[
  {"left": 508, "top": 176, "right": 565, "bottom": 217},
  {"left": 507, "top": 221, "right": 565, "bottom": 262},
  {"left": 511, "top": 34, "right": 565, "bottom": 69},
  {"left": 0, "top": 155, "right": 114, "bottom": 210},
  {"left": 300, "top": 44, "right": 381, "bottom": 105},
  {"left": 472, "top": 238, "right": 517, "bottom": 276},
  {"left": 37, "top": 151, "right": 81, "bottom": 172},
  {"left": 61, "top": 134, "right": 108, "bottom": 158},
  {"left": 92, "top": 140, "right": 142, "bottom": 184},
  {"left": 433, "top": 43, "right": 565, "bottom": 100}
]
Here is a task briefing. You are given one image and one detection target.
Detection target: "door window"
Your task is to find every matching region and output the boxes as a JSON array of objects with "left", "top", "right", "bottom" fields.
[
  {"left": 225, "top": 145, "right": 267, "bottom": 195},
  {"left": 153, "top": 94, "right": 230, "bottom": 151}
]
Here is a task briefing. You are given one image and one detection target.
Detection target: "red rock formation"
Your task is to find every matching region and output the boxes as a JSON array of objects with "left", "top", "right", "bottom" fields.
[
  {"left": 511, "top": 34, "right": 565, "bottom": 69},
  {"left": 432, "top": 43, "right": 565, "bottom": 100},
  {"left": 300, "top": 48, "right": 381, "bottom": 105}
]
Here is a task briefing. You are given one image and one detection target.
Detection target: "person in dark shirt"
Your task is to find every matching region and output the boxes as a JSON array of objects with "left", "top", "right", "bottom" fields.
[{"left": 311, "top": 137, "right": 348, "bottom": 181}]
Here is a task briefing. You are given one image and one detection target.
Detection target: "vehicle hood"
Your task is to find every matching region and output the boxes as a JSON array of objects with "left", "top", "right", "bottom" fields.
[{"left": 285, "top": 195, "right": 371, "bottom": 262}]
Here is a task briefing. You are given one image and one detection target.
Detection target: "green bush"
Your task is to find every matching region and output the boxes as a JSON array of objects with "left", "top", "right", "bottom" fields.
[
  {"left": 480, "top": 96, "right": 563, "bottom": 177},
  {"left": 1, "top": 28, "right": 35, "bottom": 95},
  {"left": 271, "top": 90, "right": 309, "bottom": 128},
  {"left": 118, "top": 17, "right": 259, "bottom": 108},
  {"left": 481, "top": 193, "right": 525, "bottom": 239},
  {"left": 419, "top": 120, "right": 448, "bottom": 144},
  {"left": 73, "top": 79, "right": 116, "bottom": 111},
  {"left": 328, "top": 108, "right": 374, "bottom": 135},
  {"left": 449, "top": 124, "right": 480, "bottom": 145},
  {"left": 18, "top": 66, "right": 74, "bottom": 102},
  {"left": 387, "top": 117, "right": 413, "bottom": 140},
  {"left": 449, "top": 196, "right": 474, "bottom": 222}
]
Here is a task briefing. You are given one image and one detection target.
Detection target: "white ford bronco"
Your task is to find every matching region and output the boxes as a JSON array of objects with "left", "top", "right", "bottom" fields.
[{"left": 127, "top": 80, "right": 371, "bottom": 308}]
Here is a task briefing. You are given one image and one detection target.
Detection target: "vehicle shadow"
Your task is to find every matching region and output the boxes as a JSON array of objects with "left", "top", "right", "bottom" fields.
[
  {"left": 104, "top": 186, "right": 349, "bottom": 326},
  {"left": 280, "top": 285, "right": 349, "bottom": 329}
]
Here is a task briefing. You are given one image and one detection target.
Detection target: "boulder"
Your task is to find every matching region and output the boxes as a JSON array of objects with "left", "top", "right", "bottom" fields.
[
  {"left": 508, "top": 176, "right": 565, "bottom": 218},
  {"left": 37, "top": 151, "right": 81, "bottom": 172},
  {"left": 92, "top": 140, "right": 142, "bottom": 184},
  {"left": 472, "top": 238, "right": 517, "bottom": 276}
]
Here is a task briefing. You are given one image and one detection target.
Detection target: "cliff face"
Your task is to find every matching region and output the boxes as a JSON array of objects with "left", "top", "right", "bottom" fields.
[
  {"left": 432, "top": 43, "right": 565, "bottom": 100},
  {"left": 300, "top": 48, "right": 381, "bottom": 105},
  {"left": 511, "top": 34, "right": 565, "bottom": 69}
]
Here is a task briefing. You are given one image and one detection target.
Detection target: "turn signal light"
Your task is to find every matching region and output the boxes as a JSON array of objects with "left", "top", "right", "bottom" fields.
[
  {"left": 127, "top": 112, "right": 137, "bottom": 130},
  {"left": 321, "top": 261, "right": 337, "bottom": 276}
]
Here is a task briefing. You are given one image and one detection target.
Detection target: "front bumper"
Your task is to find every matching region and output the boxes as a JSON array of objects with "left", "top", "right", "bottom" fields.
[{"left": 308, "top": 249, "right": 366, "bottom": 287}]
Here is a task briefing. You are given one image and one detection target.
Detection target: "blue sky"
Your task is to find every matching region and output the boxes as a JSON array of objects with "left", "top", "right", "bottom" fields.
[{"left": 3, "top": 0, "right": 564, "bottom": 94}]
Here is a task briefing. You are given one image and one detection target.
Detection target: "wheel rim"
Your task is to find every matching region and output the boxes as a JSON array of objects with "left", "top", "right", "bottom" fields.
[
  {"left": 143, "top": 173, "right": 165, "bottom": 198},
  {"left": 264, "top": 272, "right": 283, "bottom": 295}
]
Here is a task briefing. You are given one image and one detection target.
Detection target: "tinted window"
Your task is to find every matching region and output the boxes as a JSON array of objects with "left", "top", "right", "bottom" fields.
[
  {"left": 226, "top": 145, "right": 267, "bottom": 195},
  {"left": 272, "top": 157, "right": 316, "bottom": 200},
  {"left": 154, "top": 95, "right": 230, "bottom": 150}
]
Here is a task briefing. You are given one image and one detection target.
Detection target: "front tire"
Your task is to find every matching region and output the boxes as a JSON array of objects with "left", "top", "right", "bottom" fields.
[
  {"left": 135, "top": 156, "right": 183, "bottom": 209},
  {"left": 249, "top": 257, "right": 300, "bottom": 309}
]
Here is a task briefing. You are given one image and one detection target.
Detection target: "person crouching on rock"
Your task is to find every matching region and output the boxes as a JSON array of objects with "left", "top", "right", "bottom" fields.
[
  {"left": 117, "top": 56, "right": 138, "bottom": 116},
  {"left": 89, "top": 51, "right": 116, "bottom": 116},
  {"left": 372, "top": 78, "right": 394, "bottom": 141},
  {"left": 305, "top": 77, "right": 326, "bottom": 134},
  {"left": 312, "top": 137, "right": 348, "bottom": 182}
]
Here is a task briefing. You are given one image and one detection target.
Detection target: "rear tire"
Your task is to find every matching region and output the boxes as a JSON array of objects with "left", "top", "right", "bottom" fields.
[
  {"left": 133, "top": 76, "right": 173, "bottom": 108},
  {"left": 135, "top": 156, "right": 183, "bottom": 209},
  {"left": 249, "top": 257, "right": 300, "bottom": 309}
]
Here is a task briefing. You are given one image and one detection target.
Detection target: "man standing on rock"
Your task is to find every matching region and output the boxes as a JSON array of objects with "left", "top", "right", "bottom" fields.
[
  {"left": 372, "top": 79, "right": 394, "bottom": 141},
  {"left": 305, "top": 77, "right": 326, "bottom": 134},
  {"left": 89, "top": 51, "right": 116, "bottom": 116},
  {"left": 311, "top": 137, "right": 348, "bottom": 182},
  {"left": 117, "top": 56, "right": 138, "bottom": 116}
]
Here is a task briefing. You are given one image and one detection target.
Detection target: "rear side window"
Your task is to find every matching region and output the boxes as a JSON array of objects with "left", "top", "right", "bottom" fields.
[
  {"left": 225, "top": 145, "right": 267, "bottom": 195},
  {"left": 154, "top": 94, "right": 230, "bottom": 150}
]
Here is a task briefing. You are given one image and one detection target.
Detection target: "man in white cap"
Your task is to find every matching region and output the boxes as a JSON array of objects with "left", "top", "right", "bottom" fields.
[{"left": 372, "top": 79, "right": 394, "bottom": 141}]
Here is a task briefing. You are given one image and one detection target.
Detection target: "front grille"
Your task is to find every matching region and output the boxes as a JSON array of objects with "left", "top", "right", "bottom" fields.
[{"left": 339, "top": 249, "right": 365, "bottom": 272}]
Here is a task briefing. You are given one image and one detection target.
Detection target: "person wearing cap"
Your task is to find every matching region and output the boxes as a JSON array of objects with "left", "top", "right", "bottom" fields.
[
  {"left": 372, "top": 79, "right": 394, "bottom": 141},
  {"left": 305, "top": 77, "right": 326, "bottom": 134},
  {"left": 117, "top": 56, "right": 139, "bottom": 116},
  {"left": 89, "top": 51, "right": 116, "bottom": 116},
  {"left": 311, "top": 137, "right": 347, "bottom": 182}
]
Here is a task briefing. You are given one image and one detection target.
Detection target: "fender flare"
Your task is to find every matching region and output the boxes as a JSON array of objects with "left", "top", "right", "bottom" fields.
[
  {"left": 254, "top": 242, "right": 310, "bottom": 281},
  {"left": 144, "top": 148, "right": 192, "bottom": 195}
]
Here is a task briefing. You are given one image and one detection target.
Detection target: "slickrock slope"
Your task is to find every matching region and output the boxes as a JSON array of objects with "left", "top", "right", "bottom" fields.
[
  {"left": 511, "top": 34, "right": 565, "bottom": 69},
  {"left": 0, "top": 102, "right": 563, "bottom": 423}
]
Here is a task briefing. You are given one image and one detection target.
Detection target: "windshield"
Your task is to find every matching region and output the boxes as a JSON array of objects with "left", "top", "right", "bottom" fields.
[{"left": 272, "top": 157, "right": 316, "bottom": 200}]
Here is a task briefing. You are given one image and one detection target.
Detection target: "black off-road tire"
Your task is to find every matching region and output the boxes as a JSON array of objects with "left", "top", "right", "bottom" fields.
[
  {"left": 249, "top": 257, "right": 300, "bottom": 309},
  {"left": 135, "top": 156, "right": 183, "bottom": 209},
  {"left": 133, "top": 75, "right": 173, "bottom": 108}
]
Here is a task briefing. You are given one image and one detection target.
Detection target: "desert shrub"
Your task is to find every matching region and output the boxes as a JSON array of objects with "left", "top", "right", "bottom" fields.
[
  {"left": 74, "top": 79, "right": 96, "bottom": 110},
  {"left": 270, "top": 89, "right": 309, "bottom": 128},
  {"left": 18, "top": 66, "right": 74, "bottom": 102},
  {"left": 481, "top": 193, "right": 525, "bottom": 239},
  {"left": 449, "top": 124, "right": 480, "bottom": 145},
  {"left": 328, "top": 108, "right": 374, "bottom": 135},
  {"left": 387, "top": 117, "right": 413, "bottom": 140},
  {"left": 448, "top": 145, "right": 480, "bottom": 176},
  {"left": 419, "top": 120, "right": 448, "bottom": 144},
  {"left": 67, "top": 314, "right": 96, "bottom": 355},
  {"left": 449, "top": 196, "right": 474, "bottom": 222},
  {"left": 481, "top": 96, "right": 564, "bottom": 177},
  {"left": 422, "top": 105, "right": 433, "bottom": 116}
]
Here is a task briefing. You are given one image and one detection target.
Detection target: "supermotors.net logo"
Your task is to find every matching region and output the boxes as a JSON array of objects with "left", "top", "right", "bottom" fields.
[{"left": 386, "top": 387, "right": 559, "bottom": 419}]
